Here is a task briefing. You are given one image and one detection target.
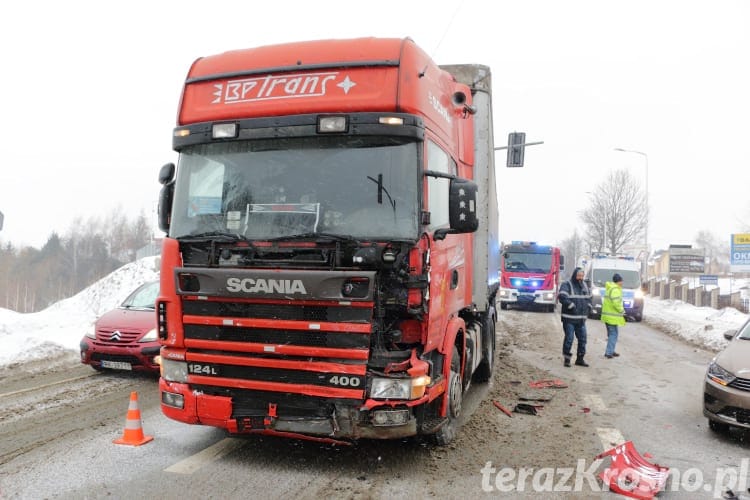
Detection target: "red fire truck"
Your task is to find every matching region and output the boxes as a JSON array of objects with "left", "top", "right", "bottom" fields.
[
  {"left": 155, "top": 37, "right": 507, "bottom": 445},
  {"left": 498, "top": 241, "right": 564, "bottom": 312}
]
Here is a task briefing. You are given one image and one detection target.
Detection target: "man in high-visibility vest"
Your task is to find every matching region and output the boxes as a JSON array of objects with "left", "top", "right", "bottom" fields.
[{"left": 601, "top": 273, "right": 626, "bottom": 358}]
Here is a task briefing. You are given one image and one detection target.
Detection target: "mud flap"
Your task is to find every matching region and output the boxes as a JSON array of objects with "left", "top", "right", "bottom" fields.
[{"left": 595, "top": 440, "right": 669, "bottom": 500}]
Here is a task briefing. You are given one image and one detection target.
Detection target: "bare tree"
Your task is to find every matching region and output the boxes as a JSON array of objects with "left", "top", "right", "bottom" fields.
[
  {"left": 579, "top": 169, "right": 647, "bottom": 255},
  {"left": 559, "top": 230, "right": 586, "bottom": 274},
  {"left": 695, "top": 230, "right": 729, "bottom": 274}
]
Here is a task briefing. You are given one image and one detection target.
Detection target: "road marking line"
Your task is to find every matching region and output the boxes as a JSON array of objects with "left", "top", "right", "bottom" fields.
[
  {"left": 0, "top": 373, "right": 94, "bottom": 399},
  {"left": 583, "top": 394, "right": 607, "bottom": 412},
  {"left": 164, "top": 438, "right": 245, "bottom": 474},
  {"left": 596, "top": 427, "right": 625, "bottom": 450}
]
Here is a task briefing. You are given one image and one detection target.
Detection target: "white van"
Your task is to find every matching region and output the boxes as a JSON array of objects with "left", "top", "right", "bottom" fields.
[{"left": 584, "top": 254, "right": 644, "bottom": 322}]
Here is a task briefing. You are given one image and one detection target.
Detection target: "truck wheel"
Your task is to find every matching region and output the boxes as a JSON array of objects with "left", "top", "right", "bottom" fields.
[
  {"left": 473, "top": 313, "right": 495, "bottom": 383},
  {"left": 433, "top": 350, "right": 462, "bottom": 446},
  {"left": 500, "top": 302, "right": 508, "bottom": 310}
]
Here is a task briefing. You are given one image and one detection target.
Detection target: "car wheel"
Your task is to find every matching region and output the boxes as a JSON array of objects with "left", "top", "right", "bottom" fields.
[{"left": 708, "top": 419, "right": 730, "bottom": 433}]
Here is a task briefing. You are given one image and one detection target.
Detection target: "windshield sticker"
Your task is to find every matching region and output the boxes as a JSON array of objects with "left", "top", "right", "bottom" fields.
[{"left": 188, "top": 197, "right": 222, "bottom": 217}]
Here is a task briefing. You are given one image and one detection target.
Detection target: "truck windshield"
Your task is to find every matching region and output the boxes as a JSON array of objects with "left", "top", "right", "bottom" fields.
[
  {"left": 169, "top": 136, "right": 419, "bottom": 241},
  {"left": 503, "top": 252, "right": 552, "bottom": 273},
  {"left": 591, "top": 269, "right": 640, "bottom": 289}
]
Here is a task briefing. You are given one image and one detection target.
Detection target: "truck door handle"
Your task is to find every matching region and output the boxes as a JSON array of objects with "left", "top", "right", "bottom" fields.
[{"left": 451, "top": 270, "right": 459, "bottom": 289}]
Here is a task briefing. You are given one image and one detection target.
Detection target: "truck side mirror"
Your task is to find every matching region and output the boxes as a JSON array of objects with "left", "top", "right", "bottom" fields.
[
  {"left": 159, "top": 163, "right": 176, "bottom": 185},
  {"left": 435, "top": 177, "right": 478, "bottom": 241},
  {"left": 158, "top": 163, "right": 176, "bottom": 233},
  {"left": 506, "top": 132, "right": 525, "bottom": 168}
]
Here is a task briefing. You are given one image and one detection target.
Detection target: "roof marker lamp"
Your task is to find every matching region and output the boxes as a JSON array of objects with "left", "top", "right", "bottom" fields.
[
  {"left": 318, "top": 116, "right": 348, "bottom": 133},
  {"left": 212, "top": 122, "right": 238, "bottom": 139},
  {"left": 379, "top": 116, "right": 404, "bottom": 126}
]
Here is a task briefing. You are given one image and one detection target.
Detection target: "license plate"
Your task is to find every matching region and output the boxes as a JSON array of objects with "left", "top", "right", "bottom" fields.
[{"left": 101, "top": 360, "right": 132, "bottom": 370}]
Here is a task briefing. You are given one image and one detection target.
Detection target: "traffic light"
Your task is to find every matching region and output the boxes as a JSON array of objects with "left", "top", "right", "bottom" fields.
[{"left": 507, "top": 132, "right": 525, "bottom": 168}]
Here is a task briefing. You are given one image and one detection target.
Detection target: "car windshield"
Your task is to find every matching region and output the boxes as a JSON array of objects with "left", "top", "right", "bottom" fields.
[
  {"left": 737, "top": 320, "right": 750, "bottom": 340},
  {"left": 169, "top": 136, "right": 420, "bottom": 241},
  {"left": 503, "top": 252, "right": 552, "bottom": 273},
  {"left": 591, "top": 269, "right": 640, "bottom": 289},
  {"left": 121, "top": 282, "right": 159, "bottom": 309}
]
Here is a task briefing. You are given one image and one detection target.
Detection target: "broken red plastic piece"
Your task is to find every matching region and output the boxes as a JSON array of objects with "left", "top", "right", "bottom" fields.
[
  {"left": 492, "top": 400, "right": 513, "bottom": 418},
  {"left": 595, "top": 441, "right": 670, "bottom": 500},
  {"left": 529, "top": 379, "right": 568, "bottom": 389}
]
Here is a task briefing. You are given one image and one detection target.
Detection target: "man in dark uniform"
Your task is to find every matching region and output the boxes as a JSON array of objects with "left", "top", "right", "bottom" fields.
[{"left": 557, "top": 266, "right": 593, "bottom": 367}]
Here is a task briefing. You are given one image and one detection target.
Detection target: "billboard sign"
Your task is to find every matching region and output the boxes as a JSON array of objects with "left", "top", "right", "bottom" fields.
[
  {"left": 730, "top": 233, "right": 750, "bottom": 272},
  {"left": 668, "top": 247, "right": 705, "bottom": 274}
]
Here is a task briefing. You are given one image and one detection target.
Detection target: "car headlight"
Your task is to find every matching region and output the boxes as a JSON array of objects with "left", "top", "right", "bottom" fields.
[
  {"left": 370, "top": 376, "right": 431, "bottom": 400},
  {"left": 634, "top": 289, "right": 644, "bottom": 299},
  {"left": 161, "top": 358, "right": 188, "bottom": 383},
  {"left": 85, "top": 330, "right": 96, "bottom": 339},
  {"left": 591, "top": 288, "right": 601, "bottom": 297},
  {"left": 139, "top": 328, "right": 158, "bottom": 342},
  {"left": 707, "top": 361, "right": 735, "bottom": 386}
]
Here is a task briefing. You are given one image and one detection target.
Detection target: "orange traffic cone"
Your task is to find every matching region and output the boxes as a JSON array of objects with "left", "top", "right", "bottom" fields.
[{"left": 114, "top": 391, "right": 154, "bottom": 446}]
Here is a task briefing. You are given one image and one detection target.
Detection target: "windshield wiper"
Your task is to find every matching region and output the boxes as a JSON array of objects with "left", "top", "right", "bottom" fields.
[
  {"left": 264, "top": 232, "right": 361, "bottom": 244},
  {"left": 180, "top": 231, "right": 254, "bottom": 243}
]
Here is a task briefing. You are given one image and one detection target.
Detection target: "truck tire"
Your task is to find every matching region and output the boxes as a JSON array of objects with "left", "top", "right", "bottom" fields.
[
  {"left": 433, "top": 349, "right": 462, "bottom": 446},
  {"left": 473, "top": 313, "right": 495, "bottom": 383}
]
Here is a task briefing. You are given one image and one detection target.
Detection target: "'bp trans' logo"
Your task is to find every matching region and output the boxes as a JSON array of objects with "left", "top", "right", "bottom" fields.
[
  {"left": 226, "top": 277, "right": 307, "bottom": 295},
  {"left": 213, "top": 72, "right": 357, "bottom": 104}
]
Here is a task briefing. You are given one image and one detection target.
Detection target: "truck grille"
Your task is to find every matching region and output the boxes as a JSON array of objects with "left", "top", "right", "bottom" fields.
[
  {"left": 181, "top": 296, "right": 371, "bottom": 400},
  {"left": 183, "top": 301, "right": 370, "bottom": 323}
]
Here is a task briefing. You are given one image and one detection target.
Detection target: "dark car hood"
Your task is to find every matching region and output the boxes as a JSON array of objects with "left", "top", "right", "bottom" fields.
[
  {"left": 716, "top": 339, "right": 750, "bottom": 379},
  {"left": 95, "top": 307, "right": 155, "bottom": 332}
]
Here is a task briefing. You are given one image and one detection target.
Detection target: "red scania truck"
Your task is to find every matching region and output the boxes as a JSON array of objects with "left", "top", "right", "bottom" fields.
[
  {"left": 155, "top": 37, "right": 504, "bottom": 445},
  {"left": 498, "top": 241, "right": 564, "bottom": 312}
]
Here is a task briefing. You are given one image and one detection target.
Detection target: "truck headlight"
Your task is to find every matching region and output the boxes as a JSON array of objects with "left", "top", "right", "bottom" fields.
[
  {"left": 370, "top": 376, "right": 431, "bottom": 400},
  {"left": 634, "top": 289, "right": 644, "bottom": 299},
  {"left": 591, "top": 288, "right": 601, "bottom": 297},
  {"left": 161, "top": 358, "right": 188, "bottom": 383}
]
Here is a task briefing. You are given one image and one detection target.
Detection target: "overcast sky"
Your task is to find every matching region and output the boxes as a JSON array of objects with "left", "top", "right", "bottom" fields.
[{"left": 1, "top": 0, "right": 748, "bottom": 251}]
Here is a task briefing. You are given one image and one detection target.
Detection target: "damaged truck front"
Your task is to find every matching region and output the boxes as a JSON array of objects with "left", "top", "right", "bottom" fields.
[{"left": 155, "top": 37, "right": 500, "bottom": 445}]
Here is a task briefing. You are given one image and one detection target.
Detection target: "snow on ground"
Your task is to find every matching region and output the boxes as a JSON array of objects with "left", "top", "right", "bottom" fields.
[
  {"left": 0, "top": 256, "right": 160, "bottom": 366},
  {"left": 0, "top": 255, "right": 747, "bottom": 367}
]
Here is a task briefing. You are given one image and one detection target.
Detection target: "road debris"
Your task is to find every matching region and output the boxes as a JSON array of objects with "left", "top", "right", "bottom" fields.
[
  {"left": 492, "top": 400, "right": 513, "bottom": 418},
  {"left": 595, "top": 440, "right": 669, "bottom": 500}
]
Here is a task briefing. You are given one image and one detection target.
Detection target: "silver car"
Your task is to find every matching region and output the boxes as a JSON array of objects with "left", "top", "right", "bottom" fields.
[{"left": 704, "top": 318, "right": 750, "bottom": 432}]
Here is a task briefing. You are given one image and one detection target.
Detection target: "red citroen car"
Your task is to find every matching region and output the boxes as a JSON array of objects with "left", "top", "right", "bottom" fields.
[{"left": 80, "top": 280, "right": 160, "bottom": 372}]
